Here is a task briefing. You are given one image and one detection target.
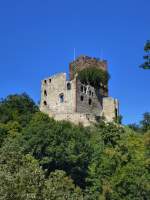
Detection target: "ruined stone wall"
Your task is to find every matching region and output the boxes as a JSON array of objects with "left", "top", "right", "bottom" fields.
[
  {"left": 102, "top": 97, "right": 119, "bottom": 122},
  {"left": 54, "top": 113, "right": 96, "bottom": 127},
  {"left": 40, "top": 73, "right": 76, "bottom": 115},
  {"left": 76, "top": 80, "right": 102, "bottom": 116}
]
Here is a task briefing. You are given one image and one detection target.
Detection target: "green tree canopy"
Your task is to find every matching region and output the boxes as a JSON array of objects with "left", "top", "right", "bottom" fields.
[
  {"left": 78, "top": 67, "right": 110, "bottom": 88},
  {"left": 0, "top": 93, "right": 38, "bottom": 126},
  {"left": 21, "top": 112, "right": 92, "bottom": 188},
  {"left": 0, "top": 93, "right": 150, "bottom": 200},
  {"left": 43, "top": 170, "right": 83, "bottom": 200}
]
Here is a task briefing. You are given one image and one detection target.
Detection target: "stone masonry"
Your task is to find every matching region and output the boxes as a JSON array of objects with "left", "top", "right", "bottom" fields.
[{"left": 40, "top": 56, "right": 119, "bottom": 126}]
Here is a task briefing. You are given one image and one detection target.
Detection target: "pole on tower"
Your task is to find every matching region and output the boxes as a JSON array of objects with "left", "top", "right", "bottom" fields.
[{"left": 74, "top": 48, "right": 76, "bottom": 61}]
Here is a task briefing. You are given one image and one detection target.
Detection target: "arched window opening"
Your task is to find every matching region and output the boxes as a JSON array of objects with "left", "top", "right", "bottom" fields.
[
  {"left": 44, "top": 90, "right": 47, "bottom": 96},
  {"left": 59, "top": 93, "right": 64, "bottom": 103},
  {"left": 44, "top": 80, "right": 47, "bottom": 84},
  {"left": 67, "top": 82, "right": 71, "bottom": 90},
  {"left": 80, "top": 95, "right": 84, "bottom": 101},
  {"left": 43, "top": 101, "right": 47, "bottom": 106},
  {"left": 89, "top": 98, "right": 92, "bottom": 105},
  {"left": 49, "top": 79, "right": 51, "bottom": 83},
  {"left": 89, "top": 90, "right": 92, "bottom": 96},
  {"left": 84, "top": 86, "right": 86, "bottom": 93}
]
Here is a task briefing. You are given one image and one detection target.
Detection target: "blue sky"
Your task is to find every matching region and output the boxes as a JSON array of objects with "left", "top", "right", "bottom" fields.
[{"left": 0, "top": 0, "right": 150, "bottom": 124}]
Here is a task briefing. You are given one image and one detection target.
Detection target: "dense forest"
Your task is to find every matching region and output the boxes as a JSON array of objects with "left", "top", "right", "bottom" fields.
[{"left": 0, "top": 93, "right": 150, "bottom": 200}]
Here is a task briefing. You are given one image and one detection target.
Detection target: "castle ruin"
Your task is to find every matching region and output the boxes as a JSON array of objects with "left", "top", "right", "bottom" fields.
[{"left": 40, "top": 56, "right": 119, "bottom": 126}]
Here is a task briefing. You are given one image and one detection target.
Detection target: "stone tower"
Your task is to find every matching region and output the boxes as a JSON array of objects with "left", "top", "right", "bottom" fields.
[
  {"left": 40, "top": 56, "right": 119, "bottom": 126},
  {"left": 69, "top": 55, "right": 108, "bottom": 97}
]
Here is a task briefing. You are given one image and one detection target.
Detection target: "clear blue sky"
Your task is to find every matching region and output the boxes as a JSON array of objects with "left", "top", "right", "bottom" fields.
[{"left": 0, "top": 0, "right": 150, "bottom": 124}]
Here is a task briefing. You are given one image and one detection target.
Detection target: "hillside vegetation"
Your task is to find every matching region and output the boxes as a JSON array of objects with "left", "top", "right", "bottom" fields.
[{"left": 0, "top": 94, "right": 150, "bottom": 200}]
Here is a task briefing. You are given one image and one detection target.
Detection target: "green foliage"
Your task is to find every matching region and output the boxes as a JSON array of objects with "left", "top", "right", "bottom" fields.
[
  {"left": 0, "top": 135, "right": 44, "bottom": 200},
  {"left": 95, "top": 122, "right": 125, "bottom": 147},
  {"left": 78, "top": 67, "right": 110, "bottom": 88},
  {"left": 0, "top": 121, "right": 22, "bottom": 147},
  {"left": 128, "top": 112, "right": 150, "bottom": 133},
  {"left": 0, "top": 93, "right": 150, "bottom": 199},
  {"left": 140, "top": 40, "right": 150, "bottom": 69},
  {"left": 128, "top": 123, "right": 141, "bottom": 132},
  {"left": 0, "top": 136, "right": 83, "bottom": 200},
  {"left": 0, "top": 93, "right": 38, "bottom": 126},
  {"left": 43, "top": 170, "right": 83, "bottom": 200},
  {"left": 140, "top": 112, "right": 150, "bottom": 132},
  {"left": 0, "top": 123, "right": 8, "bottom": 147},
  {"left": 21, "top": 112, "right": 92, "bottom": 188},
  {"left": 110, "top": 163, "right": 150, "bottom": 200}
]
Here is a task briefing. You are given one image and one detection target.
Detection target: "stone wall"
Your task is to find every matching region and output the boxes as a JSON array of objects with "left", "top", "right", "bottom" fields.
[
  {"left": 102, "top": 97, "right": 119, "bottom": 122},
  {"left": 40, "top": 73, "right": 76, "bottom": 115},
  {"left": 54, "top": 113, "right": 96, "bottom": 127},
  {"left": 76, "top": 80, "right": 102, "bottom": 116}
]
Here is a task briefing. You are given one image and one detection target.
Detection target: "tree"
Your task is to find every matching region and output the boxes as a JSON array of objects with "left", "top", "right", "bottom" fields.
[
  {"left": 0, "top": 121, "right": 22, "bottom": 147},
  {"left": 0, "top": 93, "right": 38, "bottom": 127},
  {"left": 43, "top": 170, "right": 83, "bottom": 200},
  {"left": 0, "top": 137, "right": 45, "bottom": 200},
  {"left": 0, "top": 134, "right": 83, "bottom": 200},
  {"left": 84, "top": 123, "right": 125, "bottom": 200},
  {"left": 85, "top": 126, "right": 150, "bottom": 200},
  {"left": 140, "top": 40, "right": 150, "bottom": 69},
  {"left": 21, "top": 112, "right": 92, "bottom": 188},
  {"left": 103, "top": 129, "right": 150, "bottom": 200},
  {"left": 140, "top": 112, "right": 150, "bottom": 132},
  {"left": 0, "top": 93, "right": 149, "bottom": 199},
  {"left": 128, "top": 123, "right": 141, "bottom": 132}
]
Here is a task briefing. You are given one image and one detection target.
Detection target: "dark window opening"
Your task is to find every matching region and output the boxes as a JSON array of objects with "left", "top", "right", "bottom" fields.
[
  {"left": 44, "top": 90, "right": 47, "bottom": 96},
  {"left": 92, "top": 92, "right": 94, "bottom": 96},
  {"left": 81, "top": 86, "right": 84, "bottom": 92},
  {"left": 49, "top": 79, "right": 51, "bottom": 83},
  {"left": 89, "top": 90, "right": 92, "bottom": 96},
  {"left": 43, "top": 101, "right": 47, "bottom": 106},
  {"left": 67, "top": 82, "right": 71, "bottom": 90},
  {"left": 89, "top": 98, "right": 92, "bottom": 105},
  {"left": 80, "top": 95, "right": 84, "bottom": 101},
  {"left": 84, "top": 87, "right": 86, "bottom": 93},
  {"left": 59, "top": 93, "right": 64, "bottom": 103},
  {"left": 44, "top": 80, "right": 47, "bottom": 84},
  {"left": 115, "top": 108, "right": 118, "bottom": 119}
]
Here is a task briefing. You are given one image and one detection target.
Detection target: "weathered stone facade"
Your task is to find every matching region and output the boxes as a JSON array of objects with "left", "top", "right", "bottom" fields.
[
  {"left": 102, "top": 97, "right": 119, "bottom": 122},
  {"left": 40, "top": 56, "right": 119, "bottom": 126}
]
